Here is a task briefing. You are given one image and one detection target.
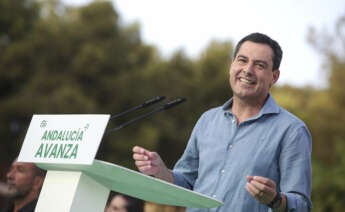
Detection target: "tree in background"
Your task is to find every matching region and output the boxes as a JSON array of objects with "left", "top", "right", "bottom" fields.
[
  {"left": 0, "top": 0, "right": 232, "bottom": 175},
  {"left": 0, "top": 0, "right": 41, "bottom": 170},
  {"left": 271, "top": 13, "right": 345, "bottom": 211},
  {"left": 307, "top": 15, "right": 345, "bottom": 212}
]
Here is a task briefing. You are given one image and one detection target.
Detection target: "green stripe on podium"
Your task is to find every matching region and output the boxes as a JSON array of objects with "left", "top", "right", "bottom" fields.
[{"left": 37, "top": 160, "right": 223, "bottom": 208}]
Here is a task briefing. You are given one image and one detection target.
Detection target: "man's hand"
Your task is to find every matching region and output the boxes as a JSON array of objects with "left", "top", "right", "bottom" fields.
[
  {"left": 245, "top": 176, "right": 277, "bottom": 204},
  {"left": 245, "top": 176, "right": 287, "bottom": 211},
  {"left": 132, "top": 146, "right": 174, "bottom": 183}
]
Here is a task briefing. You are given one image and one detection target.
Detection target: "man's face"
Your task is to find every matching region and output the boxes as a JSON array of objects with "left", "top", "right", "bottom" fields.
[
  {"left": 105, "top": 195, "right": 128, "bottom": 212},
  {"left": 6, "top": 160, "right": 37, "bottom": 200},
  {"left": 229, "top": 41, "right": 280, "bottom": 103}
]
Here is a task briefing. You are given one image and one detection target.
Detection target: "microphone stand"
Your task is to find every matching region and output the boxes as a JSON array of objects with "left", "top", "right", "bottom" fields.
[
  {"left": 106, "top": 98, "right": 186, "bottom": 134},
  {"left": 110, "top": 96, "right": 166, "bottom": 120}
]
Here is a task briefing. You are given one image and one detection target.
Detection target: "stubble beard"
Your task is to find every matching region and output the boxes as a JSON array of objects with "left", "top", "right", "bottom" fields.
[{"left": 7, "top": 186, "right": 31, "bottom": 200}]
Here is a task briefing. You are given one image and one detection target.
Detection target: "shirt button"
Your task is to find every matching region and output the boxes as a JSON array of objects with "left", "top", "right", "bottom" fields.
[
  {"left": 232, "top": 119, "right": 235, "bottom": 123},
  {"left": 229, "top": 145, "right": 233, "bottom": 149},
  {"left": 221, "top": 169, "right": 225, "bottom": 174}
]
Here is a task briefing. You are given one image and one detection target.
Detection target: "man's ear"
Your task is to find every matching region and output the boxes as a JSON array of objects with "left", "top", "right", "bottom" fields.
[
  {"left": 270, "top": 69, "right": 280, "bottom": 88},
  {"left": 33, "top": 176, "right": 45, "bottom": 192}
]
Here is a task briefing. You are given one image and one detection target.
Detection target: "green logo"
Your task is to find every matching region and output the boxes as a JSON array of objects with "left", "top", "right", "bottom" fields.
[{"left": 40, "top": 120, "right": 47, "bottom": 128}]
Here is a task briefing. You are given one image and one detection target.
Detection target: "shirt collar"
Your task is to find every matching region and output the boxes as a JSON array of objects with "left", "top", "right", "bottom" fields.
[
  {"left": 10, "top": 199, "right": 38, "bottom": 212},
  {"left": 222, "top": 94, "right": 280, "bottom": 118}
]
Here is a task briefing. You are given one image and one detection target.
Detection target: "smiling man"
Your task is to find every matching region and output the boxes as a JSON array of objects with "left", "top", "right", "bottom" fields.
[{"left": 133, "top": 33, "right": 312, "bottom": 212}]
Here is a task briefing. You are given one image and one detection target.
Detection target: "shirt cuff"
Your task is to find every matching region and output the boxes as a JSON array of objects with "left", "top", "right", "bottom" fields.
[
  {"left": 283, "top": 192, "right": 311, "bottom": 212},
  {"left": 172, "top": 171, "right": 192, "bottom": 189},
  {"left": 283, "top": 192, "right": 296, "bottom": 211}
]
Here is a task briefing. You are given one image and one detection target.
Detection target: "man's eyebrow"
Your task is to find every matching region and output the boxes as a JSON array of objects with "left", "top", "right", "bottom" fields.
[
  {"left": 253, "top": 59, "right": 269, "bottom": 66},
  {"left": 236, "top": 55, "right": 269, "bottom": 66},
  {"left": 237, "top": 55, "right": 248, "bottom": 59}
]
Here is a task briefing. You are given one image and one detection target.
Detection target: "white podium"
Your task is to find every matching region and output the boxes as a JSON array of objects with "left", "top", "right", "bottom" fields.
[{"left": 18, "top": 115, "right": 223, "bottom": 212}]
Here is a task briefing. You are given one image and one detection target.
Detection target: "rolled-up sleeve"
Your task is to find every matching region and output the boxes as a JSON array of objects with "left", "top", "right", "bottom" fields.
[
  {"left": 280, "top": 125, "right": 312, "bottom": 212},
  {"left": 173, "top": 115, "right": 204, "bottom": 190}
]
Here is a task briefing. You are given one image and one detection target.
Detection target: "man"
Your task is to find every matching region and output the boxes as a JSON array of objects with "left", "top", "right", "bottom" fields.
[
  {"left": 1, "top": 159, "right": 46, "bottom": 212},
  {"left": 133, "top": 33, "right": 312, "bottom": 211},
  {"left": 104, "top": 192, "right": 144, "bottom": 212}
]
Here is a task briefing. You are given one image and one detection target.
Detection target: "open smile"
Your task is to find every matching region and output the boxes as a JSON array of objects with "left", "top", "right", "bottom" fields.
[{"left": 239, "top": 77, "right": 256, "bottom": 85}]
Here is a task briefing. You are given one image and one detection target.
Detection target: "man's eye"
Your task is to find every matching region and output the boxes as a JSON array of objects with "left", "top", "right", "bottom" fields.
[
  {"left": 237, "top": 58, "right": 246, "bottom": 63},
  {"left": 257, "top": 64, "right": 265, "bottom": 69}
]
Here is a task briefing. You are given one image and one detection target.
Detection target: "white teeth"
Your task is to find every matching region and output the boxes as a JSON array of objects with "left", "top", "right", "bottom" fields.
[{"left": 239, "top": 78, "right": 254, "bottom": 84}]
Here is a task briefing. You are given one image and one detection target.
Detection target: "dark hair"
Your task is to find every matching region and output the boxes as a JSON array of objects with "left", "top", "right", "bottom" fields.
[
  {"left": 107, "top": 192, "right": 144, "bottom": 212},
  {"left": 233, "top": 32, "right": 283, "bottom": 71},
  {"left": 12, "top": 157, "right": 46, "bottom": 177}
]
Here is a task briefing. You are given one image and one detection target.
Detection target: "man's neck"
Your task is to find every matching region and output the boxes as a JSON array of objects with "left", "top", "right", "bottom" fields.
[
  {"left": 13, "top": 193, "right": 37, "bottom": 212},
  {"left": 231, "top": 96, "right": 267, "bottom": 124}
]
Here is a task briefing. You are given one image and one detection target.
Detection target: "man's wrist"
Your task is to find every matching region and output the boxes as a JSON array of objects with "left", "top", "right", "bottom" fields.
[
  {"left": 268, "top": 191, "right": 282, "bottom": 209},
  {"left": 156, "top": 168, "right": 174, "bottom": 184},
  {"left": 271, "top": 193, "right": 287, "bottom": 212}
]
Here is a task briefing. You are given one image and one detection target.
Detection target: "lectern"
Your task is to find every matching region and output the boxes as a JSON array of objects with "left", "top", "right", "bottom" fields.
[{"left": 18, "top": 115, "right": 223, "bottom": 212}]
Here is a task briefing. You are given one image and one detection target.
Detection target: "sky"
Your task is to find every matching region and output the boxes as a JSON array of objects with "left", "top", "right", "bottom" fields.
[{"left": 63, "top": 0, "right": 345, "bottom": 88}]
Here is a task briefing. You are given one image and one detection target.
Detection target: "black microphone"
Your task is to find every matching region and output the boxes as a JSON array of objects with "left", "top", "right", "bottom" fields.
[
  {"left": 110, "top": 96, "right": 166, "bottom": 120},
  {"left": 106, "top": 98, "right": 186, "bottom": 134},
  {"left": 162, "top": 98, "right": 186, "bottom": 109}
]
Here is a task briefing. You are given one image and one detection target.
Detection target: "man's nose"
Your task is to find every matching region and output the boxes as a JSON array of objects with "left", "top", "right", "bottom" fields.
[
  {"left": 243, "top": 63, "right": 255, "bottom": 75},
  {"left": 6, "top": 169, "right": 14, "bottom": 180}
]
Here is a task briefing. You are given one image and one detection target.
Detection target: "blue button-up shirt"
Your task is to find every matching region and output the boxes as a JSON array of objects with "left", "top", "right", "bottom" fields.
[{"left": 173, "top": 95, "right": 312, "bottom": 212}]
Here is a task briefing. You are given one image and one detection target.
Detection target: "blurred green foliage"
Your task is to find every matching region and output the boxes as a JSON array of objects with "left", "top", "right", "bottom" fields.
[
  {"left": 0, "top": 0, "right": 344, "bottom": 211},
  {"left": 0, "top": 0, "right": 232, "bottom": 169},
  {"left": 272, "top": 16, "right": 345, "bottom": 211}
]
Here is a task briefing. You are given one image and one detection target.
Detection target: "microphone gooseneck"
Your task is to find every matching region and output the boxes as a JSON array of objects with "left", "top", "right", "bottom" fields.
[
  {"left": 110, "top": 96, "right": 166, "bottom": 120},
  {"left": 106, "top": 98, "right": 186, "bottom": 134}
]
